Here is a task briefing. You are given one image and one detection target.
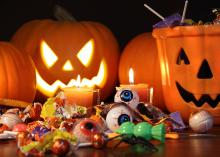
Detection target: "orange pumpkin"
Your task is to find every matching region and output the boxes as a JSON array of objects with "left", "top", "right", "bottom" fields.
[
  {"left": 119, "top": 33, "right": 165, "bottom": 110},
  {"left": 12, "top": 20, "right": 120, "bottom": 101},
  {"left": 153, "top": 25, "right": 220, "bottom": 124},
  {"left": 0, "top": 42, "right": 36, "bottom": 102}
]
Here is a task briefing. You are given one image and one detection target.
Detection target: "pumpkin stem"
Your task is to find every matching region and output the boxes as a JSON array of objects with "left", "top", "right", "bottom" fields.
[{"left": 53, "top": 5, "right": 77, "bottom": 22}]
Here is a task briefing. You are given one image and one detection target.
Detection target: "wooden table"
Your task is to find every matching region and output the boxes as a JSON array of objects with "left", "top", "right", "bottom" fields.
[{"left": 1, "top": 127, "right": 220, "bottom": 157}]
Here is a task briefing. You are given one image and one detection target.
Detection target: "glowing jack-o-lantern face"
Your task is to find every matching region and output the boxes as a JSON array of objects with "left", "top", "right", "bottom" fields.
[
  {"left": 153, "top": 25, "right": 220, "bottom": 124},
  {"left": 12, "top": 20, "right": 120, "bottom": 101},
  {"left": 36, "top": 39, "right": 107, "bottom": 97}
]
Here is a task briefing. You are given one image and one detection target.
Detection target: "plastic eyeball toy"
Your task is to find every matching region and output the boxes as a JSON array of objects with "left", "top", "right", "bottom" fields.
[
  {"left": 73, "top": 118, "right": 103, "bottom": 143},
  {"left": 105, "top": 103, "right": 133, "bottom": 131},
  {"left": 114, "top": 88, "right": 139, "bottom": 110}
]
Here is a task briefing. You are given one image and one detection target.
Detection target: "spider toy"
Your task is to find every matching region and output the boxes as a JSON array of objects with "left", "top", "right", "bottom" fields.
[{"left": 108, "top": 134, "right": 158, "bottom": 152}]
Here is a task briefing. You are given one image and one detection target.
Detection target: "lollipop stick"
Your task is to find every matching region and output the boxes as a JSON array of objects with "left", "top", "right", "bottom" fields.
[
  {"left": 144, "top": 4, "right": 165, "bottom": 21},
  {"left": 181, "top": 0, "right": 189, "bottom": 23}
]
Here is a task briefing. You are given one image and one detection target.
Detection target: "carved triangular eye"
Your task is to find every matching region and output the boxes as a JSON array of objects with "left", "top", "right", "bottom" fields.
[
  {"left": 77, "top": 39, "right": 94, "bottom": 67},
  {"left": 176, "top": 48, "right": 190, "bottom": 65},
  {"left": 40, "top": 40, "right": 58, "bottom": 69}
]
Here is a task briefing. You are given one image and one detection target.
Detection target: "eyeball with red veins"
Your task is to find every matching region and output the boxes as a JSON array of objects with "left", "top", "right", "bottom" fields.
[{"left": 73, "top": 118, "right": 102, "bottom": 143}]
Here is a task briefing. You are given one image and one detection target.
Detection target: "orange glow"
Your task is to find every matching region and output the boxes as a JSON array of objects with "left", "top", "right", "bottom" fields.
[{"left": 36, "top": 60, "right": 107, "bottom": 97}]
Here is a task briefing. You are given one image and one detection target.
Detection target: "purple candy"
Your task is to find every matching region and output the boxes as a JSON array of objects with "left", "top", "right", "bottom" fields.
[
  {"left": 153, "top": 13, "right": 182, "bottom": 28},
  {"left": 169, "top": 112, "right": 186, "bottom": 131},
  {"left": 32, "top": 126, "right": 50, "bottom": 137}
]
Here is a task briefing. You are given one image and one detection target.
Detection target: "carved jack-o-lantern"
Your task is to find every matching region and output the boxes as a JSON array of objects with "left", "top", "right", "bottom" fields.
[
  {"left": 12, "top": 20, "right": 120, "bottom": 101},
  {"left": 153, "top": 25, "right": 220, "bottom": 124}
]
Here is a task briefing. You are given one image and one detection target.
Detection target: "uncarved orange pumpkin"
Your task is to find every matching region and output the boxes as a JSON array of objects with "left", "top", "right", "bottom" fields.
[
  {"left": 119, "top": 33, "right": 166, "bottom": 110},
  {"left": 0, "top": 42, "right": 36, "bottom": 102},
  {"left": 12, "top": 20, "right": 120, "bottom": 102}
]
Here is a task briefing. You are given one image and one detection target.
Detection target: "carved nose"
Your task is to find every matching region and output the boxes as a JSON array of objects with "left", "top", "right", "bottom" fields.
[{"left": 197, "top": 59, "right": 213, "bottom": 79}]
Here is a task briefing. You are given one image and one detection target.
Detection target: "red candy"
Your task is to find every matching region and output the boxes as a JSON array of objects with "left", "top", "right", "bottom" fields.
[
  {"left": 12, "top": 123, "right": 27, "bottom": 132},
  {"left": 51, "top": 139, "right": 70, "bottom": 156},
  {"left": 92, "top": 133, "right": 106, "bottom": 149}
]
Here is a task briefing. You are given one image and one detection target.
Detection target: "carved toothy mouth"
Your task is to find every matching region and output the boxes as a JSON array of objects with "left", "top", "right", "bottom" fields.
[
  {"left": 176, "top": 81, "right": 220, "bottom": 108},
  {"left": 36, "top": 60, "right": 107, "bottom": 97}
]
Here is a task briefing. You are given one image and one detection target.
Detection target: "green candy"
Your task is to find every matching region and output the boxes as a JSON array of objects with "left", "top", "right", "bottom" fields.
[
  {"left": 116, "top": 122, "right": 135, "bottom": 135},
  {"left": 151, "top": 123, "right": 166, "bottom": 143},
  {"left": 133, "top": 122, "right": 152, "bottom": 140},
  {"left": 116, "top": 121, "right": 166, "bottom": 143}
]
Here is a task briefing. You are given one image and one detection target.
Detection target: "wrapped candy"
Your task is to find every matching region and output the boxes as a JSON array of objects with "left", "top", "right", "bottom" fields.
[
  {"left": 0, "top": 112, "right": 22, "bottom": 130},
  {"left": 40, "top": 92, "right": 87, "bottom": 120},
  {"left": 32, "top": 125, "right": 51, "bottom": 141},
  {"left": 212, "top": 8, "right": 220, "bottom": 24},
  {"left": 51, "top": 139, "right": 70, "bottom": 156},
  {"left": 18, "top": 129, "right": 77, "bottom": 156},
  {"left": 153, "top": 13, "right": 182, "bottom": 28},
  {"left": 116, "top": 121, "right": 166, "bottom": 143}
]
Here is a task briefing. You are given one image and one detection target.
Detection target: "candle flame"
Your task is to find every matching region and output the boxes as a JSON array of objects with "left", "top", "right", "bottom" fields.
[
  {"left": 76, "top": 75, "right": 81, "bottom": 88},
  {"left": 129, "top": 68, "right": 134, "bottom": 84},
  {"left": 149, "top": 87, "right": 154, "bottom": 104}
]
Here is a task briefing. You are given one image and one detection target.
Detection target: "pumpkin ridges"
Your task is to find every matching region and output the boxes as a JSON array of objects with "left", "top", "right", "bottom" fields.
[
  {"left": 5, "top": 44, "right": 20, "bottom": 99},
  {"left": 0, "top": 46, "right": 8, "bottom": 97},
  {"left": 9, "top": 45, "right": 36, "bottom": 101},
  {"left": 0, "top": 42, "right": 36, "bottom": 102},
  {"left": 12, "top": 19, "right": 53, "bottom": 56}
]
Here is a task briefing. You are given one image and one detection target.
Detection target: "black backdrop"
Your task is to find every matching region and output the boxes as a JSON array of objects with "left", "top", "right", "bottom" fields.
[{"left": 0, "top": 0, "right": 219, "bottom": 50}]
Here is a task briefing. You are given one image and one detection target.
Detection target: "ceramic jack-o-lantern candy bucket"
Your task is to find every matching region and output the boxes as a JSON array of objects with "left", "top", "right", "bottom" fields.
[{"left": 153, "top": 25, "right": 220, "bottom": 124}]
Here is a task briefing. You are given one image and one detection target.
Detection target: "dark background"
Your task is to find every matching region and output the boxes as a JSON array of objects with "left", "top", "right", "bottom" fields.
[{"left": 0, "top": 0, "right": 219, "bottom": 50}]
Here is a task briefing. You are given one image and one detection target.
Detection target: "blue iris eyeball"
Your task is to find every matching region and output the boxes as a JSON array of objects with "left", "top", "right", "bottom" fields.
[
  {"left": 118, "top": 114, "right": 130, "bottom": 125},
  {"left": 114, "top": 88, "right": 139, "bottom": 110},
  {"left": 105, "top": 103, "right": 133, "bottom": 131},
  {"left": 120, "top": 90, "right": 133, "bottom": 102}
]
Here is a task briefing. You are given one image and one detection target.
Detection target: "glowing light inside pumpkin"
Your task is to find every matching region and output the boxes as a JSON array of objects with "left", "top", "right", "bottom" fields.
[
  {"left": 129, "top": 68, "right": 134, "bottom": 84},
  {"left": 62, "top": 60, "right": 73, "bottom": 71},
  {"left": 40, "top": 41, "right": 58, "bottom": 68},
  {"left": 77, "top": 39, "right": 94, "bottom": 67},
  {"left": 36, "top": 60, "right": 107, "bottom": 97}
]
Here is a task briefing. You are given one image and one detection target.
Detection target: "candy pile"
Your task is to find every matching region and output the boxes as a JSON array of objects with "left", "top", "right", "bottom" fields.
[{"left": 0, "top": 88, "right": 187, "bottom": 156}]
